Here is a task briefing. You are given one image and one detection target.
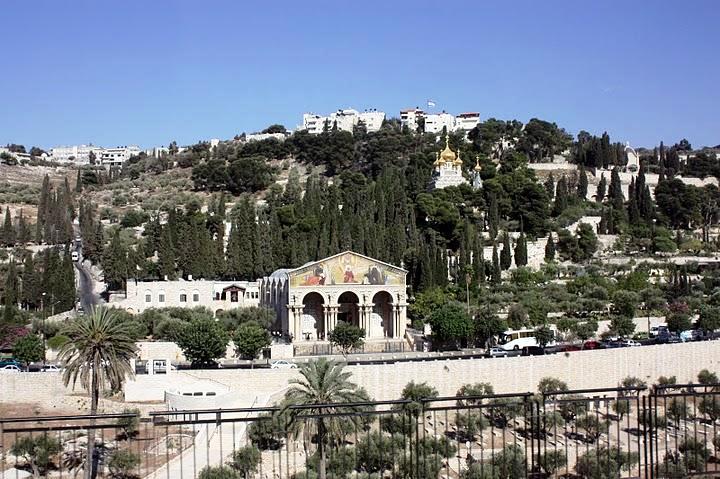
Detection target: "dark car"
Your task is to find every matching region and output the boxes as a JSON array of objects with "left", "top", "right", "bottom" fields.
[
  {"left": 521, "top": 346, "right": 546, "bottom": 356},
  {"left": 583, "top": 340, "right": 605, "bottom": 350},
  {"left": 560, "top": 344, "right": 582, "bottom": 352}
]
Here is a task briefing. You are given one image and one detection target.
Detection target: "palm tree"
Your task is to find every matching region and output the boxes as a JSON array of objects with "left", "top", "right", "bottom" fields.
[
  {"left": 282, "top": 358, "right": 370, "bottom": 479},
  {"left": 58, "top": 307, "right": 137, "bottom": 479}
]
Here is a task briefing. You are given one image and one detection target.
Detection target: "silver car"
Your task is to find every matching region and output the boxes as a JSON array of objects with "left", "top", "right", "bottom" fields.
[{"left": 488, "top": 347, "right": 509, "bottom": 358}]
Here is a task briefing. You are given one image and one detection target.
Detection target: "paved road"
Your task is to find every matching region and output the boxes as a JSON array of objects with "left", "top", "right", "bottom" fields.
[{"left": 72, "top": 225, "right": 101, "bottom": 313}]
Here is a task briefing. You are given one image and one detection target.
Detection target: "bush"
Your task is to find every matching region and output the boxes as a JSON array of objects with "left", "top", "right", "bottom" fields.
[
  {"left": 108, "top": 449, "right": 141, "bottom": 479},
  {"left": 46, "top": 334, "right": 69, "bottom": 350},
  {"left": 228, "top": 445, "right": 261, "bottom": 475},
  {"left": 197, "top": 465, "right": 239, "bottom": 479}
]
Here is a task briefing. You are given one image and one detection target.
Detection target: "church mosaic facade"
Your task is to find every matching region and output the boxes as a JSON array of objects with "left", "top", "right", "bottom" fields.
[{"left": 260, "top": 251, "right": 408, "bottom": 342}]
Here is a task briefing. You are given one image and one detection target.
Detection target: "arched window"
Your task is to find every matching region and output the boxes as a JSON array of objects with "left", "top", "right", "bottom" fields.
[
  {"left": 158, "top": 290, "right": 166, "bottom": 303},
  {"left": 180, "top": 290, "right": 187, "bottom": 303},
  {"left": 145, "top": 290, "right": 152, "bottom": 303},
  {"left": 192, "top": 290, "right": 200, "bottom": 302}
]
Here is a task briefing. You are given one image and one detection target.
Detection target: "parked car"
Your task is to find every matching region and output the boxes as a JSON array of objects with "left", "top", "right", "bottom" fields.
[
  {"left": 622, "top": 339, "right": 642, "bottom": 347},
  {"left": 521, "top": 346, "right": 546, "bottom": 356},
  {"left": 41, "top": 365, "right": 62, "bottom": 372},
  {"left": 559, "top": 344, "right": 582, "bottom": 352},
  {"left": 649, "top": 326, "right": 669, "bottom": 338},
  {"left": 270, "top": 360, "right": 298, "bottom": 369},
  {"left": 0, "top": 359, "right": 21, "bottom": 369},
  {"left": 0, "top": 364, "right": 21, "bottom": 372},
  {"left": 583, "top": 340, "right": 604, "bottom": 350},
  {"left": 487, "top": 347, "right": 509, "bottom": 358}
]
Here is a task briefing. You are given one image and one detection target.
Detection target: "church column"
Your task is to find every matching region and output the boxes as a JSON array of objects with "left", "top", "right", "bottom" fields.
[
  {"left": 398, "top": 303, "right": 407, "bottom": 339},
  {"left": 359, "top": 305, "right": 368, "bottom": 335},
  {"left": 293, "top": 307, "right": 302, "bottom": 342},
  {"left": 393, "top": 305, "right": 400, "bottom": 339},
  {"left": 323, "top": 306, "right": 332, "bottom": 340}
]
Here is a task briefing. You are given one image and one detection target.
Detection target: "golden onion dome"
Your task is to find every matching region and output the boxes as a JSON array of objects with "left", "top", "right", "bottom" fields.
[
  {"left": 433, "top": 151, "right": 443, "bottom": 167},
  {"left": 439, "top": 136, "right": 456, "bottom": 163},
  {"left": 474, "top": 156, "right": 482, "bottom": 171},
  {"left": 453, "top": 149, "right": 463, "bottom": 166}
]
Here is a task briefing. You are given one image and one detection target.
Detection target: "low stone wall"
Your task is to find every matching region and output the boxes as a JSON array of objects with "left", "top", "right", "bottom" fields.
[
  {"left": 123, "top": 340, "right": 719, "bottom": 404},
  {"left": 0, "top": 371, "right": 72, "bottom": 403},
  {"left": 4, "top": 341, "right": 719, "bottom": 407}
]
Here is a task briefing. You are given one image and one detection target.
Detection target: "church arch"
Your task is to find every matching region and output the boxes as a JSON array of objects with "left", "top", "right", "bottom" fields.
[
  {"left": 371, "top": 291, "right": 394, "bottom": 338},
  {"left": 301, "top": 292, "right": 325, "bottom": 341},
  {"left": 337, "top": 291, "right": 360, "bottom": 328}
]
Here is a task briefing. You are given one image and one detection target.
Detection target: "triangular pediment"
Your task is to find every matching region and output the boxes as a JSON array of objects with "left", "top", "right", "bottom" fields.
[{"left": 288, "top": 251, "right": 406, "bottom": 287}]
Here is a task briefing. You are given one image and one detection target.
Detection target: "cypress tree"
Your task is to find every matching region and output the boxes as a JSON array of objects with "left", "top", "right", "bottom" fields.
[
  {"left": 55, "top": 250, "right": 76, "bottom": 312},
  {"left": 21, "top": 253, "right": 40, "bottom": 310},
  {"left": 577, "top": 167, "right": 588, "bottom": 200},
  {"left": 488, "top": 194, "right": 499, "bottom": 238},
  {"left": 500, "top": 232, "right": 512, "bottom": 270},
  {"left": 544, "top": 233, "right": 556, "bottom": 262},
  {"left": 627, "top": 177, "right": 640, "bottom": 224},
  {"left": 75, "top": 168, "right": 83, "bottom": 193},
  {"left": 36, "top": 174, "right": 50, "bottom": 243},
  {"left": 3, "top": 261, "right": 19, "bottom": 322},
  {"left": 102, "top": 229, "right": 128, "bottom": 290},
  {"left": 491, "top": 244, "right": 501, "bottom": 284},
  {"left": 17, "top": 210, "right": 28, "bottom": 245},
  {"left": 2, "top": 207, "right": 14, "bottom": 246},
  {"left": 596, "top": 173, "right": 607, "bottom": 202},
  {"left": 544, "top": 173, "right": 555, "bottom": 200},
  {"left": 552, "top": 175, "right": 569, "bottom": 215},
  {"left": 514, "top": 231, "right": 528, "bottom": 267},
  {"left": 609, "top": 167, "right": 625, "bottom": 211},
  {"left": 157, "top": 226, "right": 176, "bottom": 280},
  {"left": 476, "top": 242, "right": 486, "bottom": 284}
]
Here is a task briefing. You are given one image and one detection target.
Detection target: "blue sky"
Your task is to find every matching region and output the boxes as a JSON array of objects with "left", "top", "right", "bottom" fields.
[{"left": 2, "top": 0, "right": 719, "bottom": 150}]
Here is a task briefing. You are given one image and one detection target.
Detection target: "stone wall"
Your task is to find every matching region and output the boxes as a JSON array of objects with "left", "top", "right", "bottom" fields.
[
  {"left": 0, "top": 371, "right": 72, "bottom": 403},
  {"left": 122, "top": 341, "right": 719, "bottom": 404},
  {"left": 4, "top": 341, "right": 717, "bottom": 406}
]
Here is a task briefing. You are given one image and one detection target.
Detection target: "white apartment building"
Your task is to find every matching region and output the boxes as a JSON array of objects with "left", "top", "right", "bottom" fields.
[
  {"left": 455, "top": 112, "right": 481, "bottom": 131},
  {"left": 100, "top": 145, "right": 141, "bottom": 166},
  {"left": 424, "top": 112, "right": 456, "bottom": 134},
  {"left": 399, "top": 109, "right": 481, "bottom": 134},
  {"left": 50, "top": 144, "right": 104, "bottom": 164},
  {"left": 301, "top": 109, "right": 385, "bottom": 134},
  {"left": 400, "top": 108, "right": 424, "bottom": 132},
  {"left": 145, "top": 146, "right": 169, "bottom": 158}
]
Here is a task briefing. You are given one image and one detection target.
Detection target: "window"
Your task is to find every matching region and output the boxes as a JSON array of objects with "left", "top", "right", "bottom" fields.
[
  {"left": 193, "top": 292, "right": 199, "bottom": 302},
  {"left": 230, "top": 291, "right": 238, "bottom": 302},
  {"left": 159, "top": 292, "right": 165, "bottom": 303},
  {"left": 180, "top": 294, "right": 187, "bottom": 303},
  {"left": 145, "top": 294, "right": 152, "bottom": 303}
]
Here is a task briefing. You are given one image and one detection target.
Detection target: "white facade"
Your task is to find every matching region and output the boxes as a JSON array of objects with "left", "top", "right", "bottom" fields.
[
  {"left": 145, "top": 146, "right": 169, "bottom": 158},
  {"left": 400, "top": 108, "right": 424, "bottom": 132},
  {"left": 424, "top": 112, "right": 456, "bottom": 134},
  {"left": 50, "top": 144, "right": 103, "bottom": 164},
  {"left": 358, "top": 110, "right": 385, "bottom": 131},
  {"left": 455, "top": 112, "right": 481, "bottom": 131},
  {"left": 302, "top": 109, "right": 385, "bottom": 134},
  {"left": 261, "top": 251, "right": 408, "bottom": 342},
  {"left": 100, "top": 145, "right": 141, "bottom": 166},
  {"left": 399, "top": 109, "right": 481, "bottom": 134},
  {"left": 111, "top": 279, "right": 261, "bottom": 314}
]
